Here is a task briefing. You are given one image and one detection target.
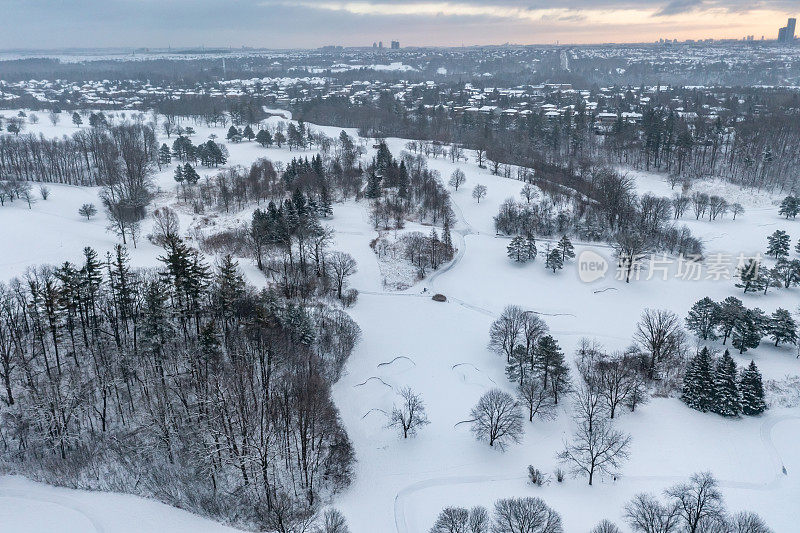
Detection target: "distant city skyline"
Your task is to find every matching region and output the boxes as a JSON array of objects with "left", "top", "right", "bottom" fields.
[{"left": 0, "top": 1, "right": 797, "bottom": 50}]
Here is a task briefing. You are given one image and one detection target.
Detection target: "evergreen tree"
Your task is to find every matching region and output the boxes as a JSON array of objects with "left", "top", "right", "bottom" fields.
[
  {"left": 731, "top": 308, "right": 765, "bottom": 354},
  {"left": 442, "top": 216, "right": 454, "bottom": 257},
  {"left": 680, "top": 347, "right": 715, "bottom": 412},
  {"left": 319, "top": 183, "right": 334, "bottom": 217},
  {"left": 778, "top": 195, "right": 799, "bottom": 219},
  {"left": 768, "top": 308, "right": 798, "bottom": 347},
  {"left": 739, "top": 361, "right": 767, "bottom": 416},
  {"left": 173, "top": 165, "right": 185, "bottom": 185},
  {"left": 507, "top": 236, "right": 527, "bottom": 262},
  {"left": 71, "top": 111, "right": 82, "bottom": 126},
  {"left": 735, "top": 259, "right": 761, "bottom": 293},
  {"left": 685, "top": 297, "right": 721, "bottom": 340},
  {"left": 365, "top": 170, "right": 382, "bottom": 199},
  {"left": 183, "top": 163, "right": 200, "bottom": 185},
  {"left": 226, "top": 126, "right": 240, "bottom": 141},
  {"left": 397, "top": 161, "right": 409, "bottom": 199},
  {"left": 717, "top": 296, "right": 745, "bottom": 344},
  {"left": 524, "top": 233, "right": 537, "bottom": 262},
  {"left": 255, "top": 129, "right": 273, "bottom": 147},
  {"left": 158, "top": 143, "right": 172, "bottom": 166},
  {"left": 242, "top": 125, "right": 255, "bottom": 141},
  {"left": 766, "top": 230, "right": 791, "bottom": 259},
  {"left": 545, "top": 248, "right": 564, "bottom": 273},
  {"left": 712, "top": 350, "right": 741, "bottom": 417},
  {"left": 557, "top": 235, "right": 575, "bottom": 262},
  {"left": 534, "top": 335, "right": 570, "bottom": 404}
]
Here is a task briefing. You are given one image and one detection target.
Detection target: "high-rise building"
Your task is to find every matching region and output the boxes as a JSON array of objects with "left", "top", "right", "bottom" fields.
[
  {"left": 778, "top": 18, "right": 796, "bottom": 42},
  {"left": 391, "top": 40, "right": 400, "bottom": 49}
]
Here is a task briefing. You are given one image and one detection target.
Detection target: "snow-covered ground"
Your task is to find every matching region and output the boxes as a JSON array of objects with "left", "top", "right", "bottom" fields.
[{"left": 0, "top": 110, "right": 798, "bottom": 532}]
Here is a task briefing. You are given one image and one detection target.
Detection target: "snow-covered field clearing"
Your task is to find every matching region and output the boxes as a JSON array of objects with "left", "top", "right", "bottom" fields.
[{"left": 0, "top": 109, "right": 798, "bottom": 532}]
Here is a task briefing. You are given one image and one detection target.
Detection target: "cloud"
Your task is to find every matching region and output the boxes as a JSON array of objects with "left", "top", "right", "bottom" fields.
[
  {"left": 0, "top": 0, "right": 795, "bottom": 49},
  {"left": 655, "top": 0, "right": 704, "bottom": 16}
]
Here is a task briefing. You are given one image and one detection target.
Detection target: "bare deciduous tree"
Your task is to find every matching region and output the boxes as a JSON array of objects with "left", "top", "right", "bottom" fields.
[
  {"left": 665, "top": 472, "right": 725, "bottom": 533},
  {"left": 489, "top": 305, "right": 527, "bottom": 362},
  {"left": 517, "top": 378, "right": 556, "bottom": 423},
  {"left": 431, "top": 507, "right": 469, "bottom": 533},
  {"left": 492, "top": 497, "right": 563, "bottom": 533},
  {"left": 558, "top": 411, "right": 630, "bottom": 485},
  {"left": 326, "top": 251, "right": 358, "bottom": 299},
  {"left": 633, "top": 309, "right": 686, "bottom": 380},
  {"left": 625, "top": 493, "right": 681, "bottom": 533},
  {"left": 316, "top": 508, "right": 350, "bottom": 533},
  {"left": 150, "top": 206, "right": 180, "bottom": 247},
  {"left": 470, "top": 388, "right": 523, "bottom": 450},
  {"left": 388, "top": 386, "right": 430, "bottom": 438},
  {"left": 449, "top": 169, "right": 467, "bottom": 191},
  {"left": 590, "top": 520, "right": 623, "bottom": 533},
  {"left": 472, "top": 184, "right": 487, "bottom": 204}
]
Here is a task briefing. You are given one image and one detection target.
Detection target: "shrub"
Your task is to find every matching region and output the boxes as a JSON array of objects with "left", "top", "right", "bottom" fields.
[
  {"left": 342, "top": 288, "right": 359, "bottom": 308},
  {"left": 528, "top": 465, "right": 548, "bottom": 486}
]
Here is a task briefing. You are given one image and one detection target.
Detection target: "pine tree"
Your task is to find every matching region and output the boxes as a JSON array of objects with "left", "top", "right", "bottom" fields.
[
  {"left": 766, "top": 230, "right": 791, "bottom": 259},
  {"left": 545, "top": 248, "right": 564, "bottom": 273},
  {"left": 255, "top": 129, "right": 273, "bottom": 147},
  {"left": 735, "top": 259, "right": 761, "bottom": 293},
  {"left": 366, "top": 170, "right": 382, "bottom": 199},
  {"left": 534, "top": 335, "right": 569, "bottom": 404},
  {"left": 739, "top": 361, "right": 767, "bottom": 416},
  {"left": 557, "top": 235, "right": 575, "bottom": 262},
  {"left": 778, "top": 195, "right": 799, "bottom": 219},
  {"left": 768, "top": 308, "right": 798, "bottom": 347},
  {"left": 173, "top": 165, "right": 185, "bottom": 185},
  {"left": 71, "top": 111, "right": 82, "bottom": 127},
  {"left": 242, "top": 125, "right": 255, "bottom": 141},
  {"left": 712, "top": 350, "right": 741, "bottom": 417},
  {"left": 158, "top": 143, "right": 172, "bottom": 166},
  {"left": 524, "top": 233, "right": 537, "bottom": 262},
  {"left": 731, "top": 308, "right": 765, "bottom": 354},
  {"left": 226, "top": 125, "right": 240, "bottom": 141},
  {"left": 685, "top": 297, "right": 721, "bottom": 340},
  {"left": 681, "top": 347, "right": 715, "bottom": 412},
  {"left": 442, "top": 216, "right": 454, "bottom": 258},
  {"left": 718, "top": 296, "right": 745, "bottom": 345},
  {"left": 319, "top": 183, "right": 334, "bottom": 217},
  {"left": 397, "top": 161, "right": 409, "bottom": 199},
  {"left": 507, "top": 236, "right": 527, "bottom": 262},
  {"left": 183, "top": 163, "right": 199, "bottom": 185}
]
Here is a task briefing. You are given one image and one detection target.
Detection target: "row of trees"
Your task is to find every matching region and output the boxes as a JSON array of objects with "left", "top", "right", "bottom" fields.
[
  {"left": 681, "top": 348, "right": 767, "bottom": 417},
  {"left": 299, "top": 86, "right": 800, "bottom": 195},
  {"left": 0, "top": 240, "right": 360, "bottom": 531},
  {"left": 167, "top": 136, "right": 229, "bottom": 167},
  {"left": 507, "top": 234, "right": 575, "bottom": 274},
  {"left": 0, "top": 122, "right": 157, "bottom": 187},
  {"left": 685, "top": 296, "right": 797, "bottom": 353},
  {"left": 429, "top": 472, "right": 771, "bottom": 532},
  {"left": 493, "top": 170, "right": 703, "bottom": 259}
]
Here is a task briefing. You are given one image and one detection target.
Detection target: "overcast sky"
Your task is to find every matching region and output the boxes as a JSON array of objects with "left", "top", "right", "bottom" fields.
[{"left": 0, "top": 0, "right": 796, "bottom": 50}]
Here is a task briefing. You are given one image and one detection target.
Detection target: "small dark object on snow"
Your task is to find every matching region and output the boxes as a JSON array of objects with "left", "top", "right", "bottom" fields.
[{"left": 432, "top": 294, "right": 447, "bottom": 302}]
